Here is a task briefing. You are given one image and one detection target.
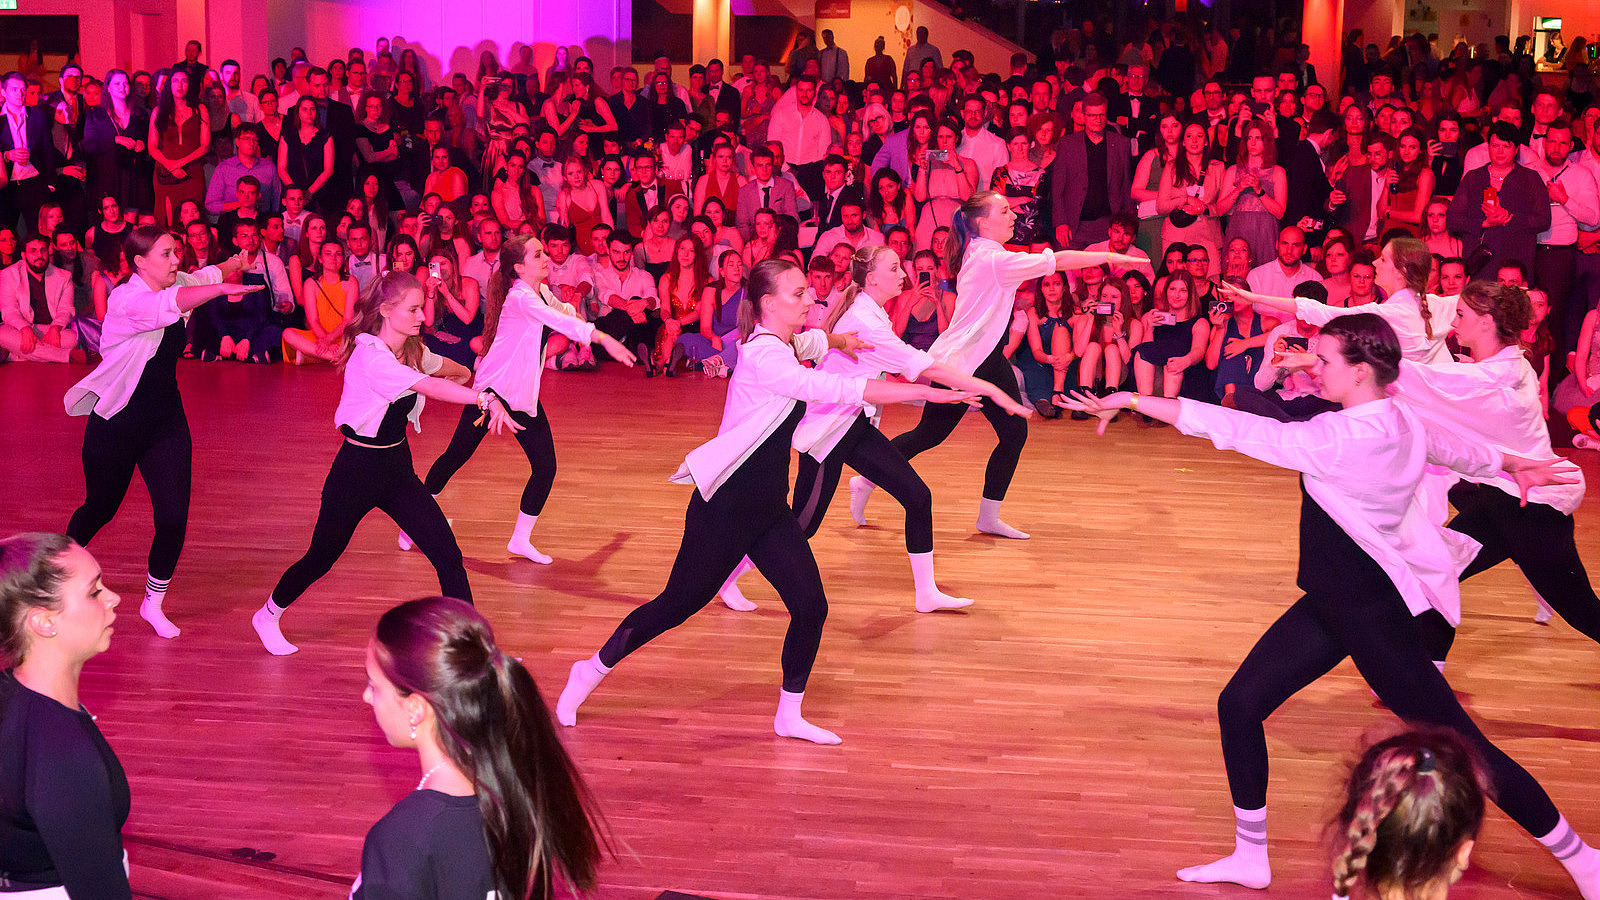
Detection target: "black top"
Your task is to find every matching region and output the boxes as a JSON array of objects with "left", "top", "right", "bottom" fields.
[
  {"left": 1297, "top": 482, "right": 1394, "bottom": 597},
  {"left": 0, "top": 670, "right": 131, "bottom": 899},
  {"left": 351, "top": 790, "right": 494, "bottom": 900},
  {"left": 1081, "top": 135, "right": 1111, "bottom": 223},
  {"left": 340, "top": 392, "right": 419, "bottom": 445},
  {"left": 107, "top": 319, "right": 188, "bottom": 423}
]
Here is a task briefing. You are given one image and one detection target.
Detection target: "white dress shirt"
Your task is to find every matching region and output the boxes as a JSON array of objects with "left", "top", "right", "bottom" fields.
[
  {"left": 931, "top": 237, "right": 1056, "bottom": 374},
  {"left": 1254, "top": 321, "right": 1321, "bottom": 397},
  {"left": 812, "top": 224, "right": 885, "bottom": 259},
  {"left": 460, "top": 251, "right": 498, "bottom": 290},
  {"left": 958, "top": 127, "right": 1008, "bottom": 192},
  {"left": 1294, "top": 288, "right": 1456, "bottom": 365},
  {"left": 1248, "top": 260, "right": 1322, "bottom": 300},
  {"left": 1531, "top": 156, "right": 1600, "bottom": 245},
  {"left": 794, "top": 294, "right": 935, "bottom": 460},
  {"left": 474, "top": 281, "right": 595, "bottom": 416},
  {"left": 591, "top": 264, "right": 658, "bottom": 316},
  {"left": 672, "top": 325, "right": 867, "bottom": 500},
  {"left": 547, "top": 253, "right": 596, "bottom": 314},
  {"left": 3, "top": 107, "right": 40, "bottom": 181},
  {"left": 766, "top": 92, "right": 832, "bottom": 167},
  {"left": 334, "top": 333, "right": 445, "bottom": 439},
  {"left": 65, "top": 267, "right": 223, "bottom": 419},
  {"left": 1174, "top": 397, "right": 1504, "bottom": 626},
  {"left": 347, "top": 253, "right": 381, "bottom": 294}
]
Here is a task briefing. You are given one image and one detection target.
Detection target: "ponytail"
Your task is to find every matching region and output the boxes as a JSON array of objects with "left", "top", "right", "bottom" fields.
[
  {"left": 482, "top": 235, "right": 537, "bottom": 355},
  {"left": 945, "top": 190, "right": 1001, "bottom": 277},
  {"left": 824, "top": 244, "right": 897, "bottom": 334},
  {"left": 338, "top": 271, "right": 427, "bottom": 369},
  {"left": 1384, "top": 236, "right": 1436, "bottom": 339}
]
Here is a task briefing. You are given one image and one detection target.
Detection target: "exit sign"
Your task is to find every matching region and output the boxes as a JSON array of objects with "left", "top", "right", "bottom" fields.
[{"left": 0, "top": 1, "right": 17, "bottom": 9}]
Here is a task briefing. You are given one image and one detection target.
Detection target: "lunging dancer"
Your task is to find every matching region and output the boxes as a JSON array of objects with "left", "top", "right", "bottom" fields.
[
  {"left": 853, "top": 190, "right": 1140, "bottom": 539},
  {"left": 1061, "top": 315, "right": 1600, "bottom": 897},
  {"left": 252, "top": 272, "right": 520, "bottom": 656},
  {"left": 64, "top": 225, "right": 258, "bottom": 638},
  {"left": 718, "top": 244, "right": 1034, "bottom": 614},
  {"left": 414, "top": 234, "right": 636, "bottom": 564},
  {"left": 555, "top": 259, "right": 979, "bottom": 744}
]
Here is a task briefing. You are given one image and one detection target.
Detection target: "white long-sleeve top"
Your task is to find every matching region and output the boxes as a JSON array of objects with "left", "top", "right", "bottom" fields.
[
  {"left": 1176, "top": 397, "right": 1504, "bottom": 626},
  {"left": 793, "top": 293, "right": 935, "bottom": 460},
  {"left": 1253, "top": 321, "right": 1322, "bottom": 397},
  {"left": 930, "top": 238, "right": 1056, "bottom": 374},
  {"left": 334, "top": 334, "right": 445, "bottom": 439},
  {"left": 473, "top": 281, "right": 595, "bottom": 416},
  {"left": 766, "top": 90, "right": 832, "bottom": 167},
  {"left": 65, "top": 266, "right": 223, "bottom": 419},
  {"left": 1294, "top": 288, "right": 1456, "bottom": 365},
  {"left": 1394, "top": 346, "right": 1585, "bottom": 515},
  {"left": 1531, "top": 156, "right": 1600, "bottom": 245},
  {"left": 672, "top": 326, "right": 868, "bottom": 500}
]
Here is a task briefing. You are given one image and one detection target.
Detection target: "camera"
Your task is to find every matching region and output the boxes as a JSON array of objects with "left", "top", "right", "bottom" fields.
[{"left": 1211, "top": 300, "right": 1232, "bottom": 316}]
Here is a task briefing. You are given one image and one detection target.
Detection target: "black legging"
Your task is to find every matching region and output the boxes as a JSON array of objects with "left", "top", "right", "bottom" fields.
[
  {"left": 67, "top": 406, "right": 192, "bottom": 581},
  {"left": 597, "top": 412, "right": 828, "bottom": 693},
  {"left": 423, "top": 404, "right": 557, "bottom": 516},
  {"left": 889, "top": 339, "right": 1027, "bottom": 501},
  {"left": 793, "top": 413, "right": 934, "bottom": 554},
  {"left": 272, "top": 441, "right": 471, "bottom": 606}
]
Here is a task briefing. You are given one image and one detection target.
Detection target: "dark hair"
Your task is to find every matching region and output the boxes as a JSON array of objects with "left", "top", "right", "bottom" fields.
[
  {"left": 372, "top": 597, "right": 606, "bottom": 900},
  {"left": 740, "top": 258, "right": 801, "bottom": 340},
  {"left": 1320, "top": 313, "right": 1402, "bottom": 385},
  {"left": 122, "top": 223, "right": 172, "bottom": 272},
  {"left": 1331, "top": 729, "right": 1487, "bottom": 898},
  {"left": 0, "top": 533, "right": 76, "bottom": 667},
  {"left": 1487, "top": 120, "right": 1521, "bottom": 146},
  {"left": 1457, "top": 279, "right": 1532, "bottom": 347},
  {"left": 945, "top": 190, "right": 1002, "bottom": 276}
]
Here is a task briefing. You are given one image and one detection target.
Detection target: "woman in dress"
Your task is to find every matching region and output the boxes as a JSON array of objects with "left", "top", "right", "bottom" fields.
[
  {"left": 356, "top": 93, "right": 404, "bottom": 210},
  {"left": 635, "top": 205, "right": 676, "bottom": 283},
  {"left": 491, "top": 151, "right": 543, "bottom": 231},
  {"left": 289, "top": 214, "right": 329, "bottom": 305},
  {"left": 555, "top": 259, "right": 980, "bottom": 744},
  {"left": 657, "top": 235, "right": 710, "bottom": 373},
  {"left": 1130, "top": 269, "right": 1211, "bottom": 405},
  {"left": 991, "top": 128, "right": 1047, "bottom": 251},
  {"left": 1215, "top": 118, "right": 1286, "bottom": 268},
  {"left": 148, "top": 68, "right": 211, "bottom": 229},
  {"left": 283, "top": 238, "right": 356, "bottom": 364},
  {"left": 278, "top": 96, "right": 334, "bottom": 215},
  {"left": 555, "top": 157, "right": 611, "bottom": 257},
  {"left": 1421, "top": 198, "right": 1462, "bottom": 260},
  {"left": 477, "top": 78, "right": 529, "bottom": 189},
  {"left": 1159, "top": 120, "right": 1224, "bottom": 276},
  {"left": 694, "top": 144, "right": 746, "bottom": 218},
  {"left": 913, "top": 119, "right": 976, "bottom": 252},
  {"left": 85, "top": 69, "right": 152, "bottom": 213},
  {"left": 255, "top": 88, "right": 285, "bottom": 166},
  {"left": 422, "top": 146, "right": 468, "bottom": 205},
  {"left": 1383, "top": 128, "right": 1436, "bottom": 238},
  {"left": 700, "top": 196, "right": 744, "bottom": 255},
  {"left": 868, "top": 168, "right": 916, "bottom": 236},
  {"left": 679, "top": 249, "right": 745, "bottom": 374},
  {"left": 421, "top": 247, "right": 483, "bottom": 370}
]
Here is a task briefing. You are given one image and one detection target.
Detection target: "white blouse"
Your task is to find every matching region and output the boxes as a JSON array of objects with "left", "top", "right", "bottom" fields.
[
  {"left": 1175, "top": 397, "right": 1504, "bottom": 626},
  {"left": 65, "top": 267, "right": 223, "bottom": 419},
  {"left": 334, "top": 333, "right": 445, "bottom": 439},
  {"left": 672, "top": 325, "right": 869, "bottom": 500},
  {"left": 1395, "top": 346, "right": 1585, "bottom": 515},
  {"left": 793, "top": 293, "right": 934, "bottom": 461},
  {"left": 473, "top": 281, "right": 595, "bottom": 416},
  {"left": 929, "top": 237, "right": 1056, "bottom": 374},
  {"left": 1293, "top": 288, "right": 1457, "bottom": 365}
]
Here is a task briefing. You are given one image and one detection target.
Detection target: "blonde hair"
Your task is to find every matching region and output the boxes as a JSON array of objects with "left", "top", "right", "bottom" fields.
[{"left": 825, "top": 244, "right": 898, "bottom": 333}]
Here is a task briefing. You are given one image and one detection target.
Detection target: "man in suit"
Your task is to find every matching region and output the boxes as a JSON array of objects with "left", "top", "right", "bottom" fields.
[
  {"left": 1110, "top": 64, "right": 1158, "bottom": 162},
  {"left": 704, "top": 59, "right": 741, "bottom": 130},
  {"left": 1328, "top": 132, "right": 1390, "bottom": 249},
  {"left": 0, "top": 234, "right": 77, "bottom": 362},
  {"left": 1, "top": 71, "right": 56, "bottom": 236},
  {"left": 1051, "top": 92, "right": 1132, "bottom": 249},
  {"left": 1280, "top": 111, "right": 1336, "bottom": 244},
  {"left": 735, "top": 146, "right": 800, "bottom": 239},
  {"left": 305, "top": 66, "right": 357, "bottom": 214},
  {"left": 812, "top": 155, "right": 864, "bottom": 232},
  {"left": 620, "top": 150, "right": 686, "bottom": 236}
]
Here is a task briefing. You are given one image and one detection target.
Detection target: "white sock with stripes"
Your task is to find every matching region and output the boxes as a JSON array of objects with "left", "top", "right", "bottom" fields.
[
  {"left": 140, "top": 574, "right": 180, "bottom": 639},
  {"left": 1539, "top": 816, "right": 1600, "bottom": 899},
  {"left": 1177, "top": 805, "right": 1271, "bottom": 889}
]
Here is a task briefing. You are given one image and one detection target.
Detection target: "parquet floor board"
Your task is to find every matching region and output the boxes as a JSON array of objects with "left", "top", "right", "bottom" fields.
[{"left": 0, "top": 359, "right": 1596, "bottom": 899}]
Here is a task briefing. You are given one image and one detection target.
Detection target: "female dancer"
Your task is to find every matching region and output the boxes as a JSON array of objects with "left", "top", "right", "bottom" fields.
[
  {"left": 1385, "top": 281, "right": 1600, "bottom": 658},
  {"left": 253, "top": 272, "right": 520, "bottom": 656},
  {"left": 555, "top": 259, "right": 980, "bottom": 745},
  {"left": 418, "top": 235, "right": 636, "bottom": 564},
  {"left": 64, "top": 226, "right": 256, "bottom": 638},
  {"left": 718, "top": 245, "right": 1034, "bottom": 614},
  {"left": 1060, "top": 316, "right": 1600, "bottom": 898},
  {"left": 0, "top": 534, "right": 130, "bottom": 899},
  {"left": 353, "top": 596, "right": 605, "bottom": 900},
  {"left": 854, "top": 190, "right": 1142, "bottom": 539}
]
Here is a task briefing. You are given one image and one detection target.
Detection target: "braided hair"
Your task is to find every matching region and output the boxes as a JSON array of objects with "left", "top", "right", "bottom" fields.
[{"left": 1384, "top": 236, "right": 1437, "bottom": 340}]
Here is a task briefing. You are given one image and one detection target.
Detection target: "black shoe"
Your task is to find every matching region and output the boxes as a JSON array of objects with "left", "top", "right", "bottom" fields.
[
  {"left": 636, "top": 343, "right": 657, "bottom": 377},
  {"left": 665, "top": 343, "right": 686, "bottom": 377},
  {"left": 1033, "top": 397, "right": 1060, "bottom": 419}
]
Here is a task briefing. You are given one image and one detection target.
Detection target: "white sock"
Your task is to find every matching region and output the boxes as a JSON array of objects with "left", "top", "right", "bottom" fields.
[
  {"left": 1539, "top": 816, "right": 1600, "bottom": 900},
  {"left": 507, "top": 512, "right": 553, "bottom": 564},
  {"left": 719, "top": 558, "right": 758, "bottom": 611},
  {"left": 909, "top": 551, "right": 974, "bottom": 613},
  {"left": 976, "top": 498, "right": 1029, "bottom": 540},
  {"left": 556, "top": 654, "right": 611, "bottom": 726},
  {"left": 848, "top": 476, "right": 874, "bottom": 526},
  {"left": 773, "top": 689, "right": 841, "bottom": 745},
  {"left": 251, "top": 599, "right": 298, "bottom": 656},
  {"left": 1176, "top": 805, "right": 1271, "bottom": 889},
  {"left": 141, "top": 574, "right": 181, "bottom": 639}
]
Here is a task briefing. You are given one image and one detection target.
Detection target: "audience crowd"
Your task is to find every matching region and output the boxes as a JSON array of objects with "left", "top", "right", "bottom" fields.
[{"left": 2, "top": 21, "right": 1597, "bottom": 432}]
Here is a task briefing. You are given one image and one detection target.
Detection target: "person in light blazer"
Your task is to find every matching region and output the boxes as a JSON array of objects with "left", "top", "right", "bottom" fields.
[{"left": 0, "top": 236, "right": 77, "bottom": 362}]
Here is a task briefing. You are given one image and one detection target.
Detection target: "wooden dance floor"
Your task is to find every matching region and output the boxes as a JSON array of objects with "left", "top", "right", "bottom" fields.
[{"left": 2, "top": 360, "right": 1598, "bottom": 900}]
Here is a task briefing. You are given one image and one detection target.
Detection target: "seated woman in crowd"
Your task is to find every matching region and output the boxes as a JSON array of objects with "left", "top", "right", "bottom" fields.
[
  {"left": 424, "top": 146, "right": 469, "bottom": 205},
  {"left": 1421, "top": 198, "right": 1463, "bottom": 260},
  {"left": 869, "top": 168, "right": 917, "bottom": 236},
  {"left": 1010, "top": 270, "right": 1074, "bottom": 416},
  {"left": 180, "top": 219, "right": 222, "bottom": 272},
  {"left": 1203, "top": 281, "right": 1275, "bottom": 406},
  {"left": 1132, "top": 269, "right": 1211, "bottom": 412},
  {"left": 1072, "top": 274, "right": 1136, "bottom": 409},
  {"left": 656, "top": 236, "right": 711, "bottom": 375},
  {"left": 635, "top": 205, "right": 677, "bottom": 283},
  {"left": 889, "top": 249, "right": 950, "bottom": 353},
  {"left": 422, "top": 248, "right": 484, "bottom": 368},
  {"left": 288, "top": 214, "right": 329, "bottom": 303},
  {"left": 1319, "top": 235, "right": 1356, "bottom": 307},
  {"left": 385, "top": 235, "right": 422, "bottom": 278},
  {"left": 491, "top": 152, "right": 543, "bottom": 231},
  {"left": 699, "top": 197, "right": 744, "bottom": 256},
  {"left": 678, "top": 249, "right": 745, "bottom": 376},
  {"left": 357, "top": 174, "right": 392, "bottom": 247},
  {"left": 743, "top": 207, "right": 779, "bottom": 269},
  {"left": 556, "top": 158, "right": 612, "bottom": 257},
  {"left": 283, "top": 238, "right": 356, "bottom": 364}
]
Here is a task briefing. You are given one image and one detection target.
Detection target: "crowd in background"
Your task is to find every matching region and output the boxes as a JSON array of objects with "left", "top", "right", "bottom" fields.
[{"left": 3, "top": 18, "right": 1599, "bottom": 429}]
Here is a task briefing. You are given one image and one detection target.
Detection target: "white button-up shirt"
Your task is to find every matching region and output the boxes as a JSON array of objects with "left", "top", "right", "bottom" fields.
[
  {"left": 794, "top": 293, "right": 935, "bottom": 460},
  {"left": 812, "top": 224, "right": 885, "bottom": 259},
  {"left": 1175, "top": 397, "right": 1504, "bottom": 626},
  {"left": 474, "top": 281, "right": 595, "bottom": 417},
  {"left": 591, "top": 264, "right": 658, "bottom": 316},
  {"left": 766, "top": 95, "right": 832, "bottom": 167},
  {"left": 931, "top": 237, "right": 1056, "bottom": 374},
  {"left": 672, "top": 325, "right": 868, "bottom": 500},
  {"left": 1531, "top": 155, "right": 1600, "bottom": 245},
  {"left": 958, "top": 127, "right": 1008, "bottom": 192},
  {"left": 1294, "top": 288, "right": 1456, "bottom": 365},
  {"left": 3, "top": 106, "right": 40, "bottom": 181},
  {"left": 1248, "top": 259, "right": 1322, "bottom": 299},
  {"left": 334, "top": 333, "right": 445, "bottom": 438}
]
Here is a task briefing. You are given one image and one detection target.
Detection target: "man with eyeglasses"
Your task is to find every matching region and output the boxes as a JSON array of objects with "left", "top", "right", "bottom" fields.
[
  {"left": 1051, "top": 92, "right": 1131, "bottom": 249},
  {"left": 1199, "top": 80, "right": 1228, "bottom": 134}
]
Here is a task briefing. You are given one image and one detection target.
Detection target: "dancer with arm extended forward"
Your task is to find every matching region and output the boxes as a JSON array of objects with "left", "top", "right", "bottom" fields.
[
  {"left": 718, "top": 243, "right": 1033, "bottom": 613},
  {"left": 252, "top": 272, "right": 520, "bottom": 656},
  {"left": 416, "top": 234, "right": 637, "bottom": 564},
  {"left": 853, "top": 190, "right": 1144, "bottom": 539},
  {"left": 1059, "top": 315, "right": 1600, "bottom": 897},
  {"left": 555, "top": 259, "right": 980, "bottom": 745}
]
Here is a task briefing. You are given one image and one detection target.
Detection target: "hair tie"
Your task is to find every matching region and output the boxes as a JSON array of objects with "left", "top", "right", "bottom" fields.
[{"left": 1416, "top": 748, "right": 1436, "bottom": 774}]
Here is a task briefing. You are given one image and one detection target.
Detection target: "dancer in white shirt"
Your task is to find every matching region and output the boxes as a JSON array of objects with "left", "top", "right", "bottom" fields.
[
  {"left": 418, "top": 235, "right": 637, "bottom": 563},
  {"left": 252, "top": 272, "right": 520, "bottom": 656},
  {"left": 555, "top": 259, "right": 979, "bottom": 744},
  {"left": 64, "top": 225, "right": 257, "bottom": 638},
  {"left": 853, "top": 190, "right": 1142, "bottom": 539},
  {"left": 719, "top": 244, "right": 1032, "bottom": 613},
  {"left": 1061, "top": 315, "right": 1600, "bottom": 899}
]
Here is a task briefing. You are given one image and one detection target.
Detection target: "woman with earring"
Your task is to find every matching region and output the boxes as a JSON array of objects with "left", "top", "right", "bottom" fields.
[
  {"left": 0, "top": 533, "right": 130, "bottom": 900},
  {"left": 353, "top": 596, "right": 605, "bottom": 900}
]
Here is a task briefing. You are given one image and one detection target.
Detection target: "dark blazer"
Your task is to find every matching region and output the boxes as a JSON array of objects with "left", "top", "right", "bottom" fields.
[
  {"left": 813, "top": 184, "right": 865, "bottom": 231},
  {"left": 1447, "top": 164, "right": 1551, "bottom": 277},
  {"left": 705, "top": 81, "right": 741, "bottom": 128},
  {"left": 1111, "top": 92, "right": 1159, "bottom": 160},
  {"left": 1280, "top": 138, "right": 1331, "bottom": 234},
  {"left": 621, "top": 178, "right": 687, "bottom": 235},
  {"left": 0, "top": 105, "right": 57, "bottom": 183},
  {"left": 1050, "top": 130, "right": 1133, "bottom": 239},
  {"left": 1331, "top": 162, "right": 1381, "bottom": 245}
]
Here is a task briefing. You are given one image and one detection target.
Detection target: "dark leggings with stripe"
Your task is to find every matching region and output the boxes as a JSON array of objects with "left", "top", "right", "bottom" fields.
[
  {"left": 889, "top": 339, "right": 1027, "bottom": 502},
  {"left": 423, "top": 404, "right": 557, "bottom": 516},
  {"left": 792, "top": 413, "right": 934, "bottom": 554},
  {"left": 67, "top": 407, "right": 192, "bottom": 581}
]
